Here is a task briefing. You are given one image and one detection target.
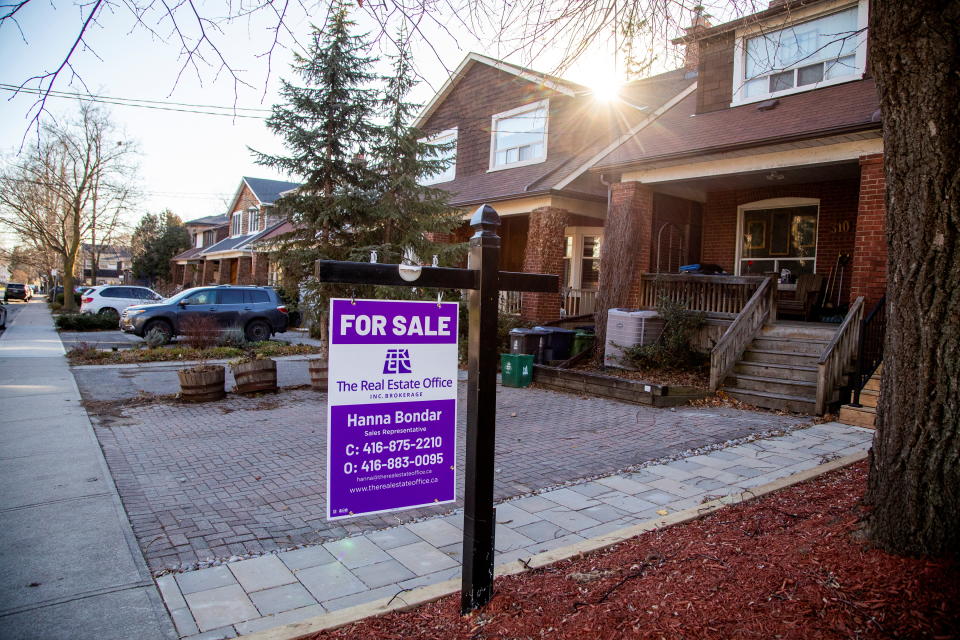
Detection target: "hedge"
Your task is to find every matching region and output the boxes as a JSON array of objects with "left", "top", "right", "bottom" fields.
[{"left": 55, "top": 313, "right": 119, "bottom": 331}]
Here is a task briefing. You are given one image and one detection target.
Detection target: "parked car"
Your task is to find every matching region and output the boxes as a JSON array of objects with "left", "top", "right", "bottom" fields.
[
  {"left": 120, "top": 285, "right": 289, "bottom": 343},
  {"left": 4, "top": 283, "right": 32, "bottom": 302},
  {"left": 0, "top": 301, "right": 7, "bottom": 329},
  {"left": 80, "top": 285, "right": 163, "bottom": 319}
]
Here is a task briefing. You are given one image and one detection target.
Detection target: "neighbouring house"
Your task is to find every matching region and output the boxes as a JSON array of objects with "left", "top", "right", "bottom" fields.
[
  {"left": 414, "top": 52, "right": 696, "bottom": 322},
  {"left": 587, "top": 0, "right": 883, "bottom": 415},
  {"left": 81, "top": 243, "right": 133, "bottom": 285},
  {"left": 170, "top": 177, "right": 301, "bottom": 289}
]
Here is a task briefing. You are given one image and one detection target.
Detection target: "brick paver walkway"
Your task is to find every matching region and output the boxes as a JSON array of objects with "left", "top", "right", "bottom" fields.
[
  {"left": 92, "top": 385, "right": 810, "bottom": 572},
  {"left": 153, "top": 422, "right": 873, "bottom": 638}
]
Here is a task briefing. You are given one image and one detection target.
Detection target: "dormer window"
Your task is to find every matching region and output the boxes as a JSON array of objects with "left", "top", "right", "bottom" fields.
[
  {"left": 489, "top": 100, "right": 548, "bottom": 171},
  {"left": 421, "top": 128, "right": 458, "bottom": 185},
  {"left": 732, "top": 2, "right": 867, "bottom": 106},
  {"left": 231, "top": 212, "right": 242, "bottom": 237},
  {"left": 247, "top": 206, "right": 261, "bottom": 234}
]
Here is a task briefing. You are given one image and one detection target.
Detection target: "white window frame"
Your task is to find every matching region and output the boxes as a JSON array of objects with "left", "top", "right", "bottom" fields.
[
  {"left": 734, "top": 197, "right": 820, "bottom": 276},
  {"left": 231, "top": 212, "right": 242, "bottom": 237},
  {"left": 730, "top": 0, "right": 868, "bottom": 107},
  {"left": 247, "top": 207, "right": 261, "bottom": 234},
  {"left": 488, "top": 99, "right": 549, "bottom": 172},
  {"left": 563, "top": 226, "right": 604, "bottom": 290},
  {"left": 421, "top": 127, "right": 458, "bottom": 185}
]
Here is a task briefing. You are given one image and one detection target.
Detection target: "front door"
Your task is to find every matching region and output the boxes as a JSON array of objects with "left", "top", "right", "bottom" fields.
[{"left": 230, "top": 260, "right": 239, "bottom": 284}]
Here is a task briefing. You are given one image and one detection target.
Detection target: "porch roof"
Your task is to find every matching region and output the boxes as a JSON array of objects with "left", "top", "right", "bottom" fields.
[
  {"left": 172, "top": 247, "right": 204, "bottom": 261},
  {"left": 594, "top": 78, "right": 880, "bottom": 172}
]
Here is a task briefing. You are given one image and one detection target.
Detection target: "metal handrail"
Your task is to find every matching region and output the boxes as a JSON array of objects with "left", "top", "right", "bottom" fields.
[{"left": 851, "top": 295, "right": 886, "bottom": 406}]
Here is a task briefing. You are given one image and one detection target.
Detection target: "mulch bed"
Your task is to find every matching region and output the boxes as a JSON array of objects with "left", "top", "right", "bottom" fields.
[
  {"left": 571, "top": 361, "right": 709, "bottom": 388},
  {"left": 311, "top": 461, "right": 958, "bottom": 640}
]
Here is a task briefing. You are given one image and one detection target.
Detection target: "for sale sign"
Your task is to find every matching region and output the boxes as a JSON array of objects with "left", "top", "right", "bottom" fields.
[{"left": 327, "top": 299, "right": 459, "bottom": 520}]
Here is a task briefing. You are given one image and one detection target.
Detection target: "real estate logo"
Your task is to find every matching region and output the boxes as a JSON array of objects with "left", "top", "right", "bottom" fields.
[{"left": 382, "top": 348, "right": 412, "bottom": 374}]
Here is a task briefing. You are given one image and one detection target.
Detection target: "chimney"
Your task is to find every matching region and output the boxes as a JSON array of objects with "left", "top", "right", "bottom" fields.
[{"left": 682, "top": 7, "right": 712, "bottom": 71}]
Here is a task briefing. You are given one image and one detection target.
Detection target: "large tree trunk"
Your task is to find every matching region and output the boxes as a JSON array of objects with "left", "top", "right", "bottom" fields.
[{"left": 864, "top": 0, "right": 960, "bottom": 554}]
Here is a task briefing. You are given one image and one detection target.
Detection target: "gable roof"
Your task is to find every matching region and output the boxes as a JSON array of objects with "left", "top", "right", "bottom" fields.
[
  {"left": 413, "top": 53, "right": 585, "bottom": 129},
  {"left": 593, "top": 78, "right": 880, "bottom": 171},
  {"left": 242, "top": 177, "right": 302, "bottom": 206},
  {"left": 421, "top": 66, "right": 696, "bottom": 207},
  {"left": 185, "top": 213, "right": 228, "bottom": 227}
]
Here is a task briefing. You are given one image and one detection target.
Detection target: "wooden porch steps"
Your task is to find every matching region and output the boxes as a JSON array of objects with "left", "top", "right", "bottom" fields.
[
  {"left": 721, "top": 321, "right": 839, "bottom": 414},
  {"left": 839, "top": 367, "right": 883, "bottom": 428}
]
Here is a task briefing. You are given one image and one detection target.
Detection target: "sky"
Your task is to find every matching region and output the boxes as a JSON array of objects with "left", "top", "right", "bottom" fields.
[{"left": 0, "top": 0, "right": 700, "bottom": 249}]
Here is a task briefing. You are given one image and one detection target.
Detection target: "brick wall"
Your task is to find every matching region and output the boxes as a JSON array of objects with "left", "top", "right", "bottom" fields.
[
  {"left": 252, "top": 254, "right": 270, "bottom": 286},
  {"left": 521, "top": 207, "right": 571, "bottom": 322},
  {"left": 228, "top": 184, "right": 260, "bottom": 236},
  {"left": 699, "top": 179, "right": 860, "bottom": 305},
  {"left": 849, "top": 154, "right": 886, "bottom": 306},
  {"left": 237, "top": 257, "right": 253, "bottom": 285},
  {"left": 201, "top": 260, "right": 216, "bottom": 285},
  {"left": 696, "top": 32, "right": 735, "bottom": 114}
]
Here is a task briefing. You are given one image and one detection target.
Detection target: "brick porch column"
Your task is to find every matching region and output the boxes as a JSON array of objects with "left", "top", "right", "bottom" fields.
[
  {"left": 201, "top": 260, "right": 216, "bottom": 285},
  {"left": 849, "top": 154, "right": 887, "bottom": 308},
  {"left": 252, "top": 253, "right": 270, "bottom": 286},
  {"left": 237, "top": 256, "right": 253, "bottom": 285},
  {"left": 217, "top": 259, "right": 233, "bottom": 284},
  {"left": 594, "top": 182, "right": 654, "bottom": 346},
  {"left": 521, "top": 207, "right": 572, "bottom": 323}
]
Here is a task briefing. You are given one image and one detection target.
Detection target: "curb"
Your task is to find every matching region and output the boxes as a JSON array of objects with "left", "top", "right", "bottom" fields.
[{"left": 237, "top": 450, "right": 868, "bottom": 640}]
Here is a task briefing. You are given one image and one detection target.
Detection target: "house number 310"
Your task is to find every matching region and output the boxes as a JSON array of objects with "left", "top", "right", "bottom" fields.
[{"left": 833, "top": 221, "right": 851, "bottom": 233}]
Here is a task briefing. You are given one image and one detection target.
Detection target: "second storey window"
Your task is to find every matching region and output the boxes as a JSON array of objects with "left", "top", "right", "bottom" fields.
[
  {"left": 231, "top": 212, "right": 242, "bottom": 236},
  {"left": 490, "top": 100, "right": 548, "bottom": 171},
  {"left": 421, "top": 128, "right": 458, "bottom": 185},
  {"left": 247, "top": 207, "right": 261, "bottom": 234},
  {"left": 735, "top": 3, "right": 865, "bottom": 104}
]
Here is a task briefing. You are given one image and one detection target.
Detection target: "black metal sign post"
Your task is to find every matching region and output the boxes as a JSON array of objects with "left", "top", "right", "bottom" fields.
[{"left": 315, "top": 204, "right": 557, "bottom": 615}]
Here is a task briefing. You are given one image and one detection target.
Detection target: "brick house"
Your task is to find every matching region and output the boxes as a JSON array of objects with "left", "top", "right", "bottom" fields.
[
  {"left": 415, "top": 52, "right": 695, "bottom": 322},
  {"left": 587, "top": 0, "right": 885, "bottom": 414},
  {"left": 170, "top": 177, "right": 300, "bottom": 289}
]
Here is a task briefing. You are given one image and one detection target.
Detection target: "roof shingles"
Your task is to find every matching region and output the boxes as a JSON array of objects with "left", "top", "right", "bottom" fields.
[{"left": 595, "top": 78, "right": 880, "bottom": 170}]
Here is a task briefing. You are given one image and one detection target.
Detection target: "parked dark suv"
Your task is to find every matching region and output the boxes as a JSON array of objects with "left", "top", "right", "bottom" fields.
[
  {"left": 120, "top": 286, "right": 289, "bottom": 342},
  {"left": 4, "top": 283, "right": 32, "bottom": 302}
]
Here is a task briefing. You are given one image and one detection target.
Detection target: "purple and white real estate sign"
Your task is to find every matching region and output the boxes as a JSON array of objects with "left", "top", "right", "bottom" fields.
[{"left": 326, "top": 298, "right": 459, "bottom": 520}]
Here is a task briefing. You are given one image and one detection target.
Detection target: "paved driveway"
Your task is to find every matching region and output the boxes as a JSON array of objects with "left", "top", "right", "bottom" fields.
[{"left": 87, "top": 384, "right": 811, "bottom": 572}]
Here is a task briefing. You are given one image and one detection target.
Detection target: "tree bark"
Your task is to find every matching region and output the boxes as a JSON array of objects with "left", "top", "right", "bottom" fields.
[{"left": 864, "top": 0, "right": 960, "bottom": 554}]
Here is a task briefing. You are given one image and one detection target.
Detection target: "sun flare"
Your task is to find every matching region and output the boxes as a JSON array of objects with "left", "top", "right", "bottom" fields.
[{"left": 588, "top": 74, "right": 623, "bottom": 102}]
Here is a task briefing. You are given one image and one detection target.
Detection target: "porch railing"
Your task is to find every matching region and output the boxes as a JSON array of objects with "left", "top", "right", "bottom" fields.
[
  {"left": 562, "top": 288, "right": 598, "bottom": 317},
  {"left": 851, "top": 296, "right": 886, "bottom": 406},
  {"left": 639, "top": 273, "right": 766, "bottom": 317},
  {"left": 709, "top": 277, "right": 776, "bottom": 391},
  {"left": 816, "top": 296, "right": 865, "bottom": 415},
  {"left": 499, "top": 290, "right": 522, "bottom": 315}
]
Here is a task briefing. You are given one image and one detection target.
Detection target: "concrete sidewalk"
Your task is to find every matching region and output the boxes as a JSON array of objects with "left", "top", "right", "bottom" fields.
[
  {"left": 0, "top": 301, "right": 175, "bottom": 640},
  {"left": 155, "top": 421, "right": 873, "bottom": 638}
]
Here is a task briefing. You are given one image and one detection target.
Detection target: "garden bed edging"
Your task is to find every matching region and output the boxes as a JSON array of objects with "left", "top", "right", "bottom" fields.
[{"left": 532, "top": 364, "right": 709, "bottom": 407}]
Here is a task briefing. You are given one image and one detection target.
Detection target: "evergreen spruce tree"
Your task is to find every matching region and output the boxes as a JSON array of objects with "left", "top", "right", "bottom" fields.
[
  {"left": 252, "top": 0, "right": 381, "bottom": 277},
  {"left": 363, "top": 37, "right": 465, "bottom": 271}
]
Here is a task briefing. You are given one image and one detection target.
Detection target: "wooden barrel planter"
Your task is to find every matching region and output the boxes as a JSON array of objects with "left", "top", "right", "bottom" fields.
[
  {"left": 232, "top": 358, "right": 278, "bottom": 394},
  {"left": 309, "top": 358, "right": 328, "bottom": 391},
  {"left": 178, "top": 366, "right": 226, "bottom": 403}
]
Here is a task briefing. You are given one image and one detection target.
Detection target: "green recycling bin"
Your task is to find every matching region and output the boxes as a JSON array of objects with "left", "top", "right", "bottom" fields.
[
  {"left": 500, "top": 353, "right": 534, "bottom": 388},
  {"left": 572, "top": 330, "right": 595, "bottom": 356}
]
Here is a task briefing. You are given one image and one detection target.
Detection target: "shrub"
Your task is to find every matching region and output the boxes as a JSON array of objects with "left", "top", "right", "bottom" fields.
[
  {"left": 622, "top": 296, "right": 707, "bottom": 371},
  {"left": 55, "top": 313, "right": 119, "bottom": 331},
  {"left": 218, "top": 327, "right": 247, "bottom": 348},
  {"left": 179, "top": 314, "right": 220, "bottom": 350},
  {"left": 144, "top": 328, "right": 168, "bottom": 349},
  {"left": 54, "top": 292, "right": 83, "bottom": 307}
]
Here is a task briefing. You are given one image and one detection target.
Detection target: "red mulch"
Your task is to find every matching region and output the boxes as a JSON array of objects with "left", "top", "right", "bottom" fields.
[{"left": 311, "top": 462, "right": 959, "bottom": 640}]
